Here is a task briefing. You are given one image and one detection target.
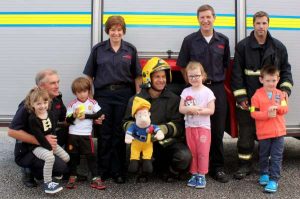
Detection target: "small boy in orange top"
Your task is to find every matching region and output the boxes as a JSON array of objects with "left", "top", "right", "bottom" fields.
[{"left": 250, "top": 65, "right": 288, "bottom": 193}]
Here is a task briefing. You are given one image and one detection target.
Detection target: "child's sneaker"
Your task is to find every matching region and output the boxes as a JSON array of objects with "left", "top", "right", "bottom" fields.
[
  {"left": 187, "top": 175, "right": 197, "bottom": 187},
  {"left": 264, "top": 180, "right": 278, "bottom": 193},
  {"left": 44, "top": 181, "right": 63, "bottom": 194},
  {"left": 195, "top": 175, "right": 206, "bottom": 188},
  {"left": 66, "top": 176, "right": 77, "bottom": 189},
  {"left": 259, "top": 174, "right": 269, "bottom": 186},
  {"left": 90, "top": 177, "right": 106, "bottom": 190}
]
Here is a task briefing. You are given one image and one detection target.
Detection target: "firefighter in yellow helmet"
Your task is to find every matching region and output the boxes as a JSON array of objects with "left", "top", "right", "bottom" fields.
[
  {"left": 123, "top": 57, "right": 191, "bottom": 182},
  {"left": 141, "top": 57, "right": 172, "bottom": 88}
]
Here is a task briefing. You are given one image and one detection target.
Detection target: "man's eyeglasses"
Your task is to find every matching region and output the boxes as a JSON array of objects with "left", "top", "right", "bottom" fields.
[{"left": 188, "top": 75, "right": 202, "bottom": 80}]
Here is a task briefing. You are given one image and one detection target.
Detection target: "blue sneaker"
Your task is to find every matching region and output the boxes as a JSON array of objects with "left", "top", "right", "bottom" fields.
[
  {"left": 187, "top": 175, "right": 197, "bottom": 187},
  {"left": 259, "top": 174, "right": 269, "bottom": 186},
  {"left": 264, "top": 180, "right": 278, "bottom": 193},
  {"left": 44, "top": 181, "right": 63, "bottom": 194},
  {"left": 195, "top": 175, "right": 206, "bottom": 188}
]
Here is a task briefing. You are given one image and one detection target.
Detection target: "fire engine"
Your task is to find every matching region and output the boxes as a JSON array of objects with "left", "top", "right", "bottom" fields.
[{"left": 0, "top": 0, "right": 299, "bottom": 137}]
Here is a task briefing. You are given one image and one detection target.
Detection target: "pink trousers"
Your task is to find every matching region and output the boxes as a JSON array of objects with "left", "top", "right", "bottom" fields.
[{"left": 186, "top": 127, "right": 211, "bottom": 174}]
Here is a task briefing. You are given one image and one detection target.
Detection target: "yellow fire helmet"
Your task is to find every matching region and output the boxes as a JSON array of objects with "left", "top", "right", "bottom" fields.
[{"left": 142, "top": 57, "right": 172, "bottom": 88}]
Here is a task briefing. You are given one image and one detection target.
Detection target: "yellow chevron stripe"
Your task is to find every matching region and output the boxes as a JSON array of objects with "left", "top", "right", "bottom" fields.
[{"left": 0, "top": 14, "right": 90, "bottom": 25}]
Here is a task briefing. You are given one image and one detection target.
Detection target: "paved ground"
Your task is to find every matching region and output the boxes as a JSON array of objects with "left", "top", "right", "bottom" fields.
[{"left": 1, "top": 127, "right": 300, "bottom": 199}]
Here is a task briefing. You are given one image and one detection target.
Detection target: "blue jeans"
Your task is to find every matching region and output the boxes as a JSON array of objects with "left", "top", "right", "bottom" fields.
[{"left": 259, "top": 136, "right": 284, "bottom": 182}]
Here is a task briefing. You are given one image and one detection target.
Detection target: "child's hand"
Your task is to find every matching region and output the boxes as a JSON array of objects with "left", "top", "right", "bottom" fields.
[
  {"left": 187, "top": 106, "right": 202, "bottom": 115},
  {"left": 268, "top": 106, "right": 277, "bottom": 118},
  {"left": 77, "top": 113, "right": 85, "bottom": 120},
  {"left": 74, "top": 108, "right": 80, "bottom": 118}
]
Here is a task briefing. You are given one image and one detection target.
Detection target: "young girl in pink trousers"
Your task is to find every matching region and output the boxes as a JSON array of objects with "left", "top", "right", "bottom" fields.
[{"left": 179, "top": 61, "right": 215, "bottom": 188}]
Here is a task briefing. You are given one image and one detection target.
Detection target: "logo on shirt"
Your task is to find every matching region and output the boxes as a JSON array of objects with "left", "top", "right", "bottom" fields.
[
  {"left": 55, "top": 104, "right": 61, "bottom": 110},
  {"left": 123, "top": 54, "right": 132, "bottom": 60},
  {"left": 217, "top": 44, "right": 225, "bottom": 49},
  {"left": 88, "top": 105, "right": 92, "bottom": 110},
  {"left": 275, "top": 94, "right": 281, "bottom": 105}
]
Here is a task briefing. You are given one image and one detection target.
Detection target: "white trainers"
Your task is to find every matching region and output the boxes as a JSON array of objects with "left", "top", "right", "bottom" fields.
[{"left": 44, "top": 181, "right": 63, "bottom": 194}]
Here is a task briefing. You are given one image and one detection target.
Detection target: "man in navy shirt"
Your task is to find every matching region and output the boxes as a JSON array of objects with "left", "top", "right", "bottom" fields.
[
  {"left": 177, "top": 4, "right": 230, "bottom": 183},
  {"left": 8, "top": 69, "right": 68, "bottom": 187}
]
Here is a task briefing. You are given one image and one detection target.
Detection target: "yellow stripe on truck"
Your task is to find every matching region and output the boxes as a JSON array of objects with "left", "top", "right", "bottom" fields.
[{"left": 0, "top": 14, "right": 90, "bottom": 25}]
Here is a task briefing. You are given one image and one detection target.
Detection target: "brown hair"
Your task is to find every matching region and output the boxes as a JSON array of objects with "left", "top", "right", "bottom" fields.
[
  {"left": 253, "top": 11, "right": 269, "bottom": 24},
  {"left": 105, "top": 16, "right": 126, "bottom": 34},
  {"left": 71, "top": 77, "right": 92, "bottom": 95},
  {"left": 186, "top": 61, "right": 207, "bottom": 82},
  {"left": 197, "top": 4, "right": 215, "bottom": 18},
  {"left": 260, "top": 65, "right": 280, "bottom": 78},
  {"left": 25, "top": 87, "right": 51, "bottom": 113}
]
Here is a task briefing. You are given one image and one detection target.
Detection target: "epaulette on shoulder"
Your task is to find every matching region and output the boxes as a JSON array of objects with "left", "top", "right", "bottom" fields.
[
  {"left": 92, "top": 41, "right": 106, "bottom": 49},
  {"left": 123, "top": 41, "right": 137, "bottom": 50},
  {"left": 185, "top": 32, "right": 198, "bottom": 40},
  {"left": 216, "top": 32, "right": 229, "bottom": 40}
]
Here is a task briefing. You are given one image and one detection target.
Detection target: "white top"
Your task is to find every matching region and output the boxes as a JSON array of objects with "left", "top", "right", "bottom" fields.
[
  {"left": 180, "top": 86, "right": 215, "bottom": 129},
  {"left": 66, "top": 98, "right": 101, "bottom": 136},
  {"left": 204, "top": 35, "right": 213, "bottom": 43}
]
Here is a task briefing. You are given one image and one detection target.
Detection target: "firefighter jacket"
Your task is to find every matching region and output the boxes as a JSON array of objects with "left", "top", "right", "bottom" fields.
[
  {"left": 123, "top": 88, "right": 184, "bottom": 147},
  {"left": 231, "top": 31, "right": 293, "bottom": 104},
  {"left": 250, "top": 87, "right": 288, "bottom": 140}
]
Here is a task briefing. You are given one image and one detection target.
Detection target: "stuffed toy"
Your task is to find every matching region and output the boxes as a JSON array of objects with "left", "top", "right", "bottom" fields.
[
  {"left": 184, "top": 95, "right": 196, "bottom": 119},
  {"left": 125, "top": 96, "right": 164, "bottom": 176}
]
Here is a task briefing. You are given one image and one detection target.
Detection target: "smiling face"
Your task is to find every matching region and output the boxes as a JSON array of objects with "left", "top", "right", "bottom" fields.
[
  {"left": 32, "top": 97, "right": 49, "bottom": 116},
  {"left": 198, "top": 9, "right": 215, "bottom": 34},
  {"left": 150, "top": 70, "right": 167, "bottom": 91},
  {"left": 108, "top": 24, "right": 124, "bottom": 44},
  {"left": 187, "top": 68, "right": 203, "bottom": 88}
]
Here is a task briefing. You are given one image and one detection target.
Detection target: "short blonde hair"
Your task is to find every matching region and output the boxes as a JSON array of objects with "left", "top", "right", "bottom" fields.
[
  {"left": 25, "top": 87, "right": 51, "bottom": 113},
  {"left": 186, "top": 61, "right": 207, "bottom": 82}
]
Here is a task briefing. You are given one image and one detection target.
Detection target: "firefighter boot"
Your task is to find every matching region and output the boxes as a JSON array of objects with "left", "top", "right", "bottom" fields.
[{"left": 234, "top": 160, "right": 252, "bottom": 180}]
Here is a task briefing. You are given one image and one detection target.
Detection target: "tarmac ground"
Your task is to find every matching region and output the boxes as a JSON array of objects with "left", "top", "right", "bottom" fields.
[{"left": 1, "top": 127, "right": 300, "bottom": 199}]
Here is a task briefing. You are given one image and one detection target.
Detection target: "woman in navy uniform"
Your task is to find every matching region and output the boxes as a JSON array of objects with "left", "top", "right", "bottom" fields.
[{"left": 83, "top": 16, "right": 142, "bottom": 183}]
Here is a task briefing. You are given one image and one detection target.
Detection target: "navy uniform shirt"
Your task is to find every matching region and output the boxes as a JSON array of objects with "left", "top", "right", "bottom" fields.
[
  {"left": 177, "top": 29, "right": 230, "bottom": 82},
  {"left": 83, "top": 39, "right": 142, "bottom": 90}
]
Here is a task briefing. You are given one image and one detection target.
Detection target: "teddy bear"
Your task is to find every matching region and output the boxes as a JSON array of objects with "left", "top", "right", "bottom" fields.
[{"left": 125, "top": 96, "right": 164, "bottom": 179}]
